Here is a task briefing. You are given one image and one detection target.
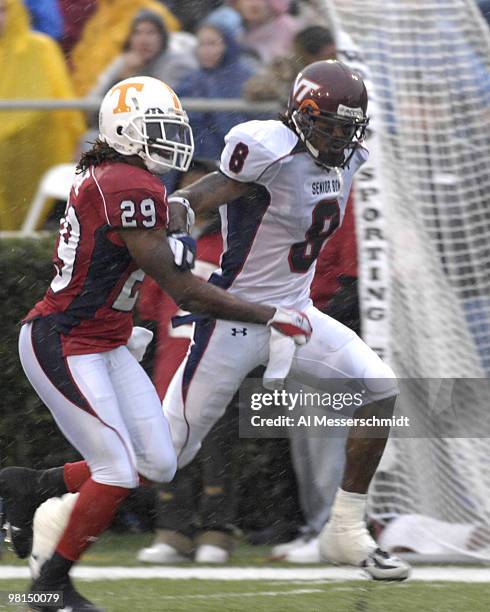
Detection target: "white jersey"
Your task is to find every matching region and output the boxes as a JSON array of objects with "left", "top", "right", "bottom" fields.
[{"left": 211, "top": 120, "right": 368, "bottom": 310}]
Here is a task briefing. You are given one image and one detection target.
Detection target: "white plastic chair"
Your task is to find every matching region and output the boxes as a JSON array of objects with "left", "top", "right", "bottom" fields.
[{"left": 21, "top": 163, "right": 77, "bottom": 235}]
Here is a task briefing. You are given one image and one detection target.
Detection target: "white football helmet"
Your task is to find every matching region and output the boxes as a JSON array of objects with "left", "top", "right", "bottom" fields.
[{"left": 98, "top": 76, "right": 194, "bottom": 174}]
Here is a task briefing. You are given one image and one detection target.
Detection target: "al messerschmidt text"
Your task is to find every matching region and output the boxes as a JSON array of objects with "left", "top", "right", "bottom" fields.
[{"left": 250, "top": 415, "right": 410, "bottom": 428}]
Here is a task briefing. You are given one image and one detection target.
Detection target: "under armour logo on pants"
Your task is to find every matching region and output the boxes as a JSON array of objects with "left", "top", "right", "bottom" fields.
[{"left": 231, "top": 328, "right": 247, "bottom": 336}]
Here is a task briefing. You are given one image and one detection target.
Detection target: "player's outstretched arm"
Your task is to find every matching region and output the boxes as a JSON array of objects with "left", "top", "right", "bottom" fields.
[
  {"left": 168, "top": 171, "right": 253, "bottom": 232},
  {"left": 119, "top": 227, "right": 274, "bottom": 325}
]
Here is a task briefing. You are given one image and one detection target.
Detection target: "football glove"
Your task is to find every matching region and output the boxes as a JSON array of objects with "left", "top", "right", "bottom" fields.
[
  {"left": 264, "top": 308, "right": 312, "bottom": 390},
  {"left": 267, "top": 308, "right": 312, "bottom": 345},
  {"left": 168, "top": 231, "right": 196, "bottom": 271}
]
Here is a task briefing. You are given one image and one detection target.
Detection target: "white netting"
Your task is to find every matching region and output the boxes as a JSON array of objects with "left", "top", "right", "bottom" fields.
[{"left": 320, "top": 0, "right": 490, "bottom": 558}]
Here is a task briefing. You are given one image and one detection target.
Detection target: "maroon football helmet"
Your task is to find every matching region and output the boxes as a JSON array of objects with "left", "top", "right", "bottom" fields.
[{"left": 287, "top": 60, "right": 369, "bottom": 168}]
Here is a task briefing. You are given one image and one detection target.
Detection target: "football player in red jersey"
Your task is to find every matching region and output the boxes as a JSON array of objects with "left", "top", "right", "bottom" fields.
[{"left": 0, "top": 77, "right": 312, "bottom": 611}]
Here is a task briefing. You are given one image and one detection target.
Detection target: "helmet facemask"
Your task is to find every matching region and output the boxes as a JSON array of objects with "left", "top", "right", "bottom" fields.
[
  {"left": 292, "top": 105, "right": 368, "bottom": 169},
  {"left": 121, "top": 108, "right": 194, "bottom": 174}
]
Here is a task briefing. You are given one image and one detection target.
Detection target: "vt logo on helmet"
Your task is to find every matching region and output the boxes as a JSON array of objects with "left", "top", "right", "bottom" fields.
[
  {"left": 98, "top": 76, "right": 194, "bottom": 174},
  {"left": 287, "top": 60, "right": 369, "bottom": 169}
]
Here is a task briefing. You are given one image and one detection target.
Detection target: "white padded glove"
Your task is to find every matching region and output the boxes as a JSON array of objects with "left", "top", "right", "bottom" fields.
[{"left": 168, "top": 232, "right": 196, "bottom": 270}]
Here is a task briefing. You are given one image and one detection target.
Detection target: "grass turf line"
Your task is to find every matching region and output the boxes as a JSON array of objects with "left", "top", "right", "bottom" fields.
[{"left": 0, "top": 579, "right": 489, "bottom": 611}]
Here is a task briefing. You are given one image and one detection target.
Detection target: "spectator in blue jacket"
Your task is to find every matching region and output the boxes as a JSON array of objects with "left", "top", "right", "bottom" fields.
[
  {"left": 175, "top": 20, "right": 254, "bottom": 160},
  {"left": 23, "top": 0, "right": 63, "bottom": 40}
]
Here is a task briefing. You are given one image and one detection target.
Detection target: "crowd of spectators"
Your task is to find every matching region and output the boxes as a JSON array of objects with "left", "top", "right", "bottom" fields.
[
  {"left": 2, "top": 1, "right": 489, "bottom": 222},
  {"left": 175, "top": 20, "right": 254, "bottom": 159},
  {"left": 7, "top": 0, "right": 488, "bottom": 231}
]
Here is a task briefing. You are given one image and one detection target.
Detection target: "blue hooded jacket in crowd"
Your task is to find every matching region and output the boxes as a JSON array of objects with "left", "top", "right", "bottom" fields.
[
  {"left": 176, "top": 22, "right": 255, "bottom": 160},
  {"left": 23, "top": 0, "right": 63, "bottom": 40}
]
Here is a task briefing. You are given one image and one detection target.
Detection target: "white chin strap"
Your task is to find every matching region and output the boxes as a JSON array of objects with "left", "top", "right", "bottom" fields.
[
  {"left": 305, "top": 138, "right": 320, "bottom": 160},
  {"left": 303, "top": 133, "right": 344, "bottom": 171},
  {"left": 292, "top": 111, "right": 320, "bottom": 160}
]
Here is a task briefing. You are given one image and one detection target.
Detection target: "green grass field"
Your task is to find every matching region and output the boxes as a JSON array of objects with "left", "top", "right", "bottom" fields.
[
  {"left": 1, "top": 533, "right": 489, "bottom": 612},
  {"left": 1, "top": 579, "right": 489, "bottom": 612},
  {"left": 0, "top": 533, "right": 273, "bottom": 567}
]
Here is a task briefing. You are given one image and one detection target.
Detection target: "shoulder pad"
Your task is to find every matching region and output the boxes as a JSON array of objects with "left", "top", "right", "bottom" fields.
[{"left": 220, "top": 120, "right": 298, "bottom": 183}]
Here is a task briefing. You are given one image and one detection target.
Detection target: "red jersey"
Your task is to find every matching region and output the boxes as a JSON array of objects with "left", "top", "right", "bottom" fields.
[
  {"left": 24, "top": 162, "right": 168, "bottom": 356},
  {"left": 138, "top": 231, "right": 223, "bottom": 399},
  {"left": 310, "top": 194, "right": 357, "bottom": 310}
]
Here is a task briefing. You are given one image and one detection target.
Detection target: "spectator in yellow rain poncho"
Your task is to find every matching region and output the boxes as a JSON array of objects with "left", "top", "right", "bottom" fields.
[
  {"left": 71, "top": 0, "right": 181, "bottom": 96},
  {"left": 0, "top": 0, "right": 85, "bottom": 230}
]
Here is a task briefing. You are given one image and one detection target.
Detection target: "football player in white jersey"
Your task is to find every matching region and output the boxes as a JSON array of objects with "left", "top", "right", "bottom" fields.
[{"left": 163, "top": 60, "right": 410, "bottom": 580}]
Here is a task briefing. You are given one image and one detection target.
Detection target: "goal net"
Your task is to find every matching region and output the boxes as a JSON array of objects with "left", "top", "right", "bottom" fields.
[{"left": 320, "top": 0, "right": 490, "bottom": 559}]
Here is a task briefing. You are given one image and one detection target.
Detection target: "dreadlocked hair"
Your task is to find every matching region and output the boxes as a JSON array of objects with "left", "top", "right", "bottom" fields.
[{"left": 76, "top": 139, "right": 129, "bottom": 173}]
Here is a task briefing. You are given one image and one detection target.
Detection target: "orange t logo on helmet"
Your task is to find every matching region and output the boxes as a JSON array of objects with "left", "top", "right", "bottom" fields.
[
  {"left": 299, "top": 99, "right": 320, "bottom": 115},
  {"left": 111, "top": 82, "right": 145, "bottom": 114}
]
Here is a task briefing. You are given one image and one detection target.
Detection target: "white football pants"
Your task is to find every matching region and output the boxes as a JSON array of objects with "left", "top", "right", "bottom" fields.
[
  {"left": 164, "top": 304, "right": 397, "bottom": 468},
  {"left": 19, "top": 320, "right": 176, "bottom": 488}
]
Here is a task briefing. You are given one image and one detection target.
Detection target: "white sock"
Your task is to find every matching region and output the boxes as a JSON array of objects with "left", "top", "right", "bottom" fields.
[
  {"left": 330, "top": 489, "right": 367, "bottom": 525},
  {"left": 30, "top": 493, "right": 79, "bottom": 579}
]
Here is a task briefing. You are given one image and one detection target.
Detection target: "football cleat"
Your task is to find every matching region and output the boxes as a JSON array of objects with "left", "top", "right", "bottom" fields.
[
  {"left": 0, "top": 467, "right": 42, "bottom": 558},
  {"left": 319, "top": 518, "right": 410, "bottom": 580},
  {"left": 28, "top": 574, "right": 103, "bottom": 611},
  {"left": 361, "top": 547, "right": 411, "bottom": 581}
]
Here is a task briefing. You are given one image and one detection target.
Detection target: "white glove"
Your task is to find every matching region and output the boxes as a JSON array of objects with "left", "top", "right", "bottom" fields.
[
  {"left": 267, "top": 308, "right": 312, "bottom": 345},
  {"left": 168, "top": 232, "right": 196, "bottom": 270},
  {"left": 263, "top": 308, "right": 312, "bottom": 390},
  {"left": 167, "top": 195, "right": 195, "bottom": 233},
  {"left": 127, "top": 326, "right": 154, "bottom": 362}
]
